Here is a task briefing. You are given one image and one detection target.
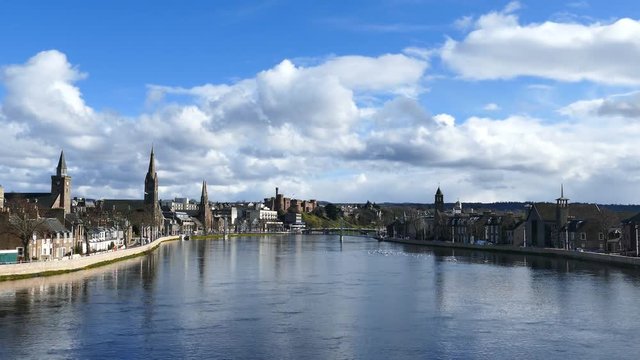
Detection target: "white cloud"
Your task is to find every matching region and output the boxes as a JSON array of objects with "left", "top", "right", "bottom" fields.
[
  {"left": 453, "top": 15, "right": 474, "bottom": 31},
  {"left": 308, "top": 54, "right": 428, "bottom": 96},
  {"left": 503, "top": 1, "right": 522, "bottom": 14},
  {"left": 2, "top": 50, "right": 98, "bottom": 134},
  {"left": 560, "top": 91, "right": 640, "bottom": 118},
  {"left": 483, "top": 103, "right": 501, "bottom": 111},
  {"left": 4, "top": 49, "right": 640, "bottom": 204},
  {"left": 433, "top": 113, "right": 455, "bottom": 127},
  {"left": 441, "top": 8, "right": 640, "bottom": 85}
]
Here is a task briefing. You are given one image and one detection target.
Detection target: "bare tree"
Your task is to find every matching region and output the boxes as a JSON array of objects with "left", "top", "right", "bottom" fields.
[
  {"left": 79, "top": 206, "right": 109, "bottom": 254},
  {"left": 595, "top": 206, "right": 621, "bottom": 253},
  {"left": 5, "top": 197, "right": 46, "bottom": 261}
]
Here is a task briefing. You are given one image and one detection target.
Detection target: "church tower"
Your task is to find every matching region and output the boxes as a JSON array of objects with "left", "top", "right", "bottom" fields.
[
  {"left": 144, "top": 146, "right": 161, "bottom": 228},
  {"left": 435, "top": 187, "right": 444, "bottom": 213},
  {"left": 51, "top": 150, "right": 71, "bottom": 214},
  {"left": 199, "top": 180, "right": 213, "bottom": 234},
  {"left": 144, "top": 146, "right": 159, "bottom": 208},
  {"left": 556, "top": 184, "right": 569, "bottom": 228}
]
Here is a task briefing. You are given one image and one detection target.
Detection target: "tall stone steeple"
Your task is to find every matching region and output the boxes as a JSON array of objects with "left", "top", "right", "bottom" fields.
[
  {"left": 143, "top": 146, "right": 161, "bottom": 232},
  {"left": 199, "top": 180, "right": 213, "bottom": 234},
  {"left": 51, "top": 150, "right": 71, "bottom": 214},
  {"left": 57, "top": 150, "right": 67, "bottom": 176},
  {"left": 144, "top": 146, "right": 158, "bottom": 207}
]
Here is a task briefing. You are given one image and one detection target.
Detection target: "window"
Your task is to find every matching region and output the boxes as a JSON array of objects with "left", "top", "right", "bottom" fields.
[
  {"left": 599, "top": 233, "right": 604, "bottom": 241},
  {"left": 580, "top": 233, "right": 586, "bottom": 240}
]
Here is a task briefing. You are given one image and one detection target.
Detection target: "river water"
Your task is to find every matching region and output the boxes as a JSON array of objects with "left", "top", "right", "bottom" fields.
[{"left": 1, "top": 235, "right": 640, "bottom": 359}]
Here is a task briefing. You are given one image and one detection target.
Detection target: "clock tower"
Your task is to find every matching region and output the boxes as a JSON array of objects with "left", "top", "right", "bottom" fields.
[{"left": 51, "top": 150, "right": 71, "bottom": 214}]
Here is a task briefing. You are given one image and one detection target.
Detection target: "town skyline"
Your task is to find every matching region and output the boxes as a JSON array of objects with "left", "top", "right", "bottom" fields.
[
  {"left": 2, "top": 1, "right": 640, "bottom": 203},
  {"left": 2, "top": 149, "right": 639, "bottom": 209}
]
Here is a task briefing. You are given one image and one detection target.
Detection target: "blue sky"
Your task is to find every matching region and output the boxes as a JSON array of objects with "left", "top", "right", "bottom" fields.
[{"left": 2, "top": 1, "right": 640, "bottom": 204}]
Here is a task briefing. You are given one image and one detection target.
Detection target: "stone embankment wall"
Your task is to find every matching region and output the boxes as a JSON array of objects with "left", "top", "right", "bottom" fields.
[
  {"left": 384, "top": 238, "right": 640, "bottom": 267},
  {"left": 0, "top": 236, "right": 178, "bottom": 280}
]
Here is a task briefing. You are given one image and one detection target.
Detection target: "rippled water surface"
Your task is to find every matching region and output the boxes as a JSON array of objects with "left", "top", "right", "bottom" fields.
[{"left": 2, "top": 235, "right": 640, "bottom": 359}]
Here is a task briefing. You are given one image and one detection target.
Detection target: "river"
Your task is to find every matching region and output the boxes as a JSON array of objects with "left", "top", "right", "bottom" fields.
[{"left": 1, "top": 235, "right": 640, "bottom": 359}]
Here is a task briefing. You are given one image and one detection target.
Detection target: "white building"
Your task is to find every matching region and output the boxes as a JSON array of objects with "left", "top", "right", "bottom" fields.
[
  {"left": 160, "top": 197, "right": 199, "bottom": 212},
  {"left": 86, "top": 227, "right": 125, "bottom": 252},
  {"left": 30, "top": 218, "right": 74, "bottom": 261},
  {"left": 246, "top": 207, "right": 282, "bottom": 232}
]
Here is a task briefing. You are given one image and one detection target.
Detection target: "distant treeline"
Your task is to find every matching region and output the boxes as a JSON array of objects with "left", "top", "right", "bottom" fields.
[{"left": 372, "top": 202, "right": 640, "bottom": 214}]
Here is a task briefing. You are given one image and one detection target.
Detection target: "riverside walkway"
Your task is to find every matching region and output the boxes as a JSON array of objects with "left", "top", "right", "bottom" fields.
[
  {"left": 0, "top": 235, "right": 179, "bottom": 281},
  {"left": 383, "top": 237, "right": 640, "bottom": 267}
]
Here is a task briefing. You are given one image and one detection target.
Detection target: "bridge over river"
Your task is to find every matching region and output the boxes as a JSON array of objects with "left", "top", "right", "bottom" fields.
[{"left": 303, "top": 227, "right": 380, "bottom": 237}]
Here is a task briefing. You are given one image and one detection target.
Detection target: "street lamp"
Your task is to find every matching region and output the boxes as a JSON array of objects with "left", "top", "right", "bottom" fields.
[{"left": 636, "top": 224, "right": 639, "bottom": 257}]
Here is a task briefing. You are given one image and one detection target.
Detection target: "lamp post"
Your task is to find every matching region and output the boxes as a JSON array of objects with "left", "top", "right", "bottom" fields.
[{"left": 636, "top": 224, "right": 639, "bottom": 257}]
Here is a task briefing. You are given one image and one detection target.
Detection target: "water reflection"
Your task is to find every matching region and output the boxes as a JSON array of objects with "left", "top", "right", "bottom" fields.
[{"left": 1, "top": 236, "right": 640, "bottom": 359}]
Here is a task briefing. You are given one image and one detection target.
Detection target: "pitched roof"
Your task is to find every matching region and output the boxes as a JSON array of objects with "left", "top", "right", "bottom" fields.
[
  {"left": 41, "top": 218, "right": 68, "bottom": 233},
  {"left": 4, "top": 192, "right": 57, "bottom": 209},
  {"left": 57, "top": 150, "right": 67, "bottom": 175},
  {"left": 531, "top": 203, "right": 556, "bottom": 221},
  {"left": 531, "top": 202, "right": 603, "bottom": 222},
  {"left": 100, "top": 199, "right": 146, "bottom": 212}
]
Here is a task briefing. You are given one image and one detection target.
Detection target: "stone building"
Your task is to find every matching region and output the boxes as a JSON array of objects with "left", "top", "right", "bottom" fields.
[
  {"left": 30, "top": 218, "right": 75, "bottom": 261},
  {"left": 524, "top": 186, "right": 612, "bottom": 250},
  {"left": 144, "top": 147, "right": 162, "bottom": 229},
  {"left": 264, "top": 187, "right": 317, "bottom": 214},
  {"left": 4, "top": 150, "right": 72, "bottom": 217},
  {"left": 50, "top": 150, "right": 72, "bottom": 214}
]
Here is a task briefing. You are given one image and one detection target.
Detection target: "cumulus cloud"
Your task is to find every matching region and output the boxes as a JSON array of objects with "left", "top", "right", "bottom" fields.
[
  {"left": 440, "top": 7, "right": 640, "bottom": 85},
  {"left": 1, "top": 50, "right": 97, "bottom": 134},
  {"left": 560, "top": 91, "right": 640, "bottom": 118},
  {"left": 3, "top": 49, "right": 640, "bottom": 203}
]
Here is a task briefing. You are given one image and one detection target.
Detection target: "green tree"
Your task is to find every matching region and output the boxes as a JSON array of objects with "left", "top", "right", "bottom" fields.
[{"left": 325, "top": 203, "right": 341, "bottom": 220}]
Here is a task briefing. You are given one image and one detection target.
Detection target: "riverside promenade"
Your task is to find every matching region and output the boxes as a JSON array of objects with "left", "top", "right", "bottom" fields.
[
  {"left": 0, "top": 235, "right": 179, "bottom": 281},
  {"left": 383, "top": 237, "right": 640, "bottom": 267}
]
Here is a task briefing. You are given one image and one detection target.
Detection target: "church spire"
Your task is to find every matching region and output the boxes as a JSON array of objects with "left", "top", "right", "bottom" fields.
[
  {"left": 199, "top": 180, "right": 212, "bottom": 234},
  {"left": 144, "top": 145, "right": 159, "bottom": 208},
  {"left": 147, "top": 145, "right": 156, "bottom": 176},
  {"left": 557, "top": 183, "right": 568, "bottom": 202},
  {"left": 57, "top": 150, "right": 67, "bottom": 176},
  {"left": 201, "top": 180, "right": 208, "bottom": 200}
]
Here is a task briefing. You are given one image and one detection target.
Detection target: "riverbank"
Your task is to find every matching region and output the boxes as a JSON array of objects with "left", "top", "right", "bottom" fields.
[
  {"left": 383, "top": 237, "right": 640, "bottom": 267},
  {"left": 0, "top": 235, "right": 179, "bottom": 281},
  {"left": 0, "top": 233, "right": 300, "bottom": 281}
]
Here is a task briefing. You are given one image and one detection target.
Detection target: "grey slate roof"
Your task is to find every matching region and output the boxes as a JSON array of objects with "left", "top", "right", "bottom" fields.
[
  {"left": 100, "top": 199, "right": 145, "bottom": 212},
  {"left": 41, "top": 218, "right": 69, "bottom": 233},
  {"left": 4, "top": 192, "right": 57, "bottom": 209}
]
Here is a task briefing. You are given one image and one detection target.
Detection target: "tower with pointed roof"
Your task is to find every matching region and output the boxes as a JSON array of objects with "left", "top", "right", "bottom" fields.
[
  {"left": 556, "top": 184, "right": 569, "bottom": 228},
  {"left": 435, "top": 187, "right": 444, "bottom": 213},
  {"left": 198, "top": 180, "right": 213, "bottom": 234},
  {"left": 144, "top": 146, "right": 158, "bottom": 208},
  {"left": 144, "top": 146, "right": 161, "bottom": 230},
  {"left": 51, "top": 150, "right": 71, "bottom": 214}
]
